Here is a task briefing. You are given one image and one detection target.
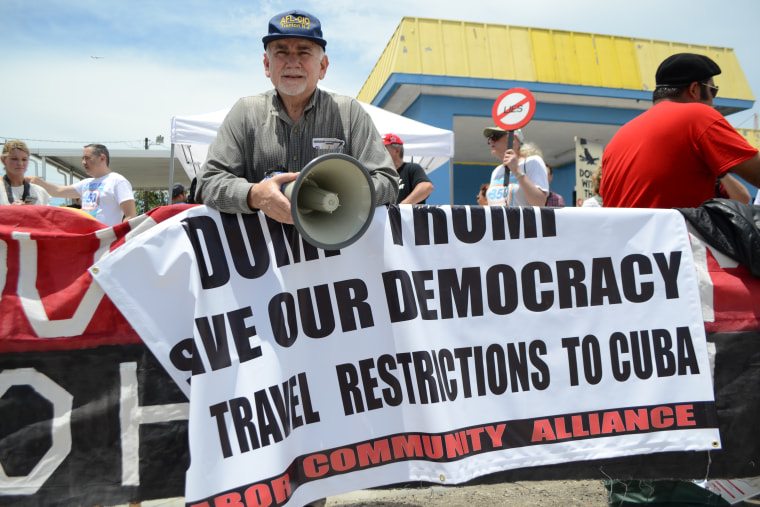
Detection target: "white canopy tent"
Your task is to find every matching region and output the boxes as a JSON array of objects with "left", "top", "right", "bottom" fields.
[{"left": 169, "top": 99, "right": 454, "bottom": 185}]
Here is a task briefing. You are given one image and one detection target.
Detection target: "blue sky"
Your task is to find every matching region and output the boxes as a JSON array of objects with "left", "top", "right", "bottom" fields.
[{"left": 2, "top": 0, "right": 758, "bottom": 152}]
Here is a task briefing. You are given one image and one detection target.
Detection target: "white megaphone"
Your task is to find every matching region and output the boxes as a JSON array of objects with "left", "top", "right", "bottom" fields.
[{"left": 281, "top": 153, "right": 376, "bottom": 250}]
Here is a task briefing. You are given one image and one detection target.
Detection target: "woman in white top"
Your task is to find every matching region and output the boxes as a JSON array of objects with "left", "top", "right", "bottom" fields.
[
  {"left": 0, "top": 140, "right": 51, "bottom": 206},
  {"left": 483, "top": 127, "right": 549, "bottom": 207}
]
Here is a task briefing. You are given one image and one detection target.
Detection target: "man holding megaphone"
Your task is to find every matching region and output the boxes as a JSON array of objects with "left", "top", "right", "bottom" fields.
[{"left": 196, "top": 9, "right": 398, "bottom": 235}]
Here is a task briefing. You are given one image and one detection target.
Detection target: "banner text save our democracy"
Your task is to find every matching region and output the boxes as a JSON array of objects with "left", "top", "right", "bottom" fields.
[{"left": 172, "top": 206, "right": 701, "bottom": 460}]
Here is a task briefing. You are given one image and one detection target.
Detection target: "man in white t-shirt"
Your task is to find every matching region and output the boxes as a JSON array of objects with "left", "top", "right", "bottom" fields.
[
  {"left": 483, "top": 127, "right": 549, "bottom": 207},
  {"left": 29, "top": 144, "right": 136, "bottom": 226}
]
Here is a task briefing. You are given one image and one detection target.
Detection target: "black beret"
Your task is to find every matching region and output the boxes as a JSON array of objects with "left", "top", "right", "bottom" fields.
[{"left": 655, "top": 53, "right": 721, "bottom": 88}]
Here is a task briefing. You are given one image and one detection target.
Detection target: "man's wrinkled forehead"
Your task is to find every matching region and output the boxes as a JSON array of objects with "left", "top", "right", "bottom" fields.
[{"left": 267, "top": 38, "right": 321, "bottom": 52}]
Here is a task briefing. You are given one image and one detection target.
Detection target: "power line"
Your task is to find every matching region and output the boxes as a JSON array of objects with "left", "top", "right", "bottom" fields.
[{"left": 0, "top": 136, "right": 145, "bottom": 145}]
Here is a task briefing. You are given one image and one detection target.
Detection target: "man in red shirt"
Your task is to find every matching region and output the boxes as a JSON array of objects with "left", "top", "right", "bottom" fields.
[{"left": 600, "top": 53, "right": 760, "bottom": 208}]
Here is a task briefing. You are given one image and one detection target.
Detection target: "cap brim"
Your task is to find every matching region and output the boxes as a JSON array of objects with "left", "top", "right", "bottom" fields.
[{"left": 263, "top": 34, "right": 326, "bottom": 49}]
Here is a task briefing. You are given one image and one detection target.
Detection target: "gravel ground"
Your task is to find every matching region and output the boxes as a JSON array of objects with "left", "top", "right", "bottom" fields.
[{"left": 326, "top": 480, "right": 609, "bottom": 506}]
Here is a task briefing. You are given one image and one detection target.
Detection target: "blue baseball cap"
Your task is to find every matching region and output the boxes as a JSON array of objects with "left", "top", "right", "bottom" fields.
[{"left": 262, "top": 10, "right": 326, "bottom": 50}]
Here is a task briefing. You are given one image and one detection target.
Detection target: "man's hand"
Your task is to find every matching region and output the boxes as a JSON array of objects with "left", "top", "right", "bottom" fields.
[
  {"left": 25, "top": 175, "right": 42, "bottom": 186},
  {"left": 247, "top": 172, "right": 299, "bottom": 224}
]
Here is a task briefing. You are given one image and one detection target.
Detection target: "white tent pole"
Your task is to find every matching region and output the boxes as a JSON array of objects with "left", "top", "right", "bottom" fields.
[
  {"left": 448, "top": 158, "right": 454, "bottom": 204},
  {"left": 168, "top": 143, "right": 176, "bottom": 200}
]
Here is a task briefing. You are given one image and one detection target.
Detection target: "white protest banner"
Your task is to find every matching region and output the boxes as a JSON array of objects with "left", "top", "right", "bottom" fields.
[{"left": 91, "top": 204, "right": 719, "bottom": 507}]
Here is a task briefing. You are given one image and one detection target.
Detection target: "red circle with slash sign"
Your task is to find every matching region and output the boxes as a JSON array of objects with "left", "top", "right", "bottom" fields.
[{"left": 491, "top": 88, "right": 536, "bottom": 130}]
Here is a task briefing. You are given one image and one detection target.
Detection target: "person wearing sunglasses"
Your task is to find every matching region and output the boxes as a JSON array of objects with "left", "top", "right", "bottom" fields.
[
  {"left": 601, "top": 52, "right": 760, "bottom": 209},
  {"left": 482, "top": 127, "right": 549, "bottom": 207},
  {"left": 0, "top": 140, "right": 51, "bottom": 206}
]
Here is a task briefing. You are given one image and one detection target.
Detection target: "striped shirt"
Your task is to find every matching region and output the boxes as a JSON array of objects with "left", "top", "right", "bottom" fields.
[{"left": 197, "top": 88, "right": 398, "bottom": 214}]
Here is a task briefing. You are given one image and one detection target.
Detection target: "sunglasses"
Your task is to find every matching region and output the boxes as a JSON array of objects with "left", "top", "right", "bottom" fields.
[
  {"left": 699, "top": 82, "right": 719, "bottom": 98},
  {"left": 487, "top": 132, "right": 506, "bottom": 142}
]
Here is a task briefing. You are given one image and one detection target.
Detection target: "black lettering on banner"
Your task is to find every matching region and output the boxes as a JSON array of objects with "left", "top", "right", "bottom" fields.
[
  {"left": 389, "top": 205, "right": 556, "bottom": 246},
  {"left": 195, "top": 314, "right": 231, "bottom": 371},
  {"left": 605, "top": 327, "right": 701, "bottom": 384},
  {"left": 388, "top": 205, "right": 403, "bottom": 245},
  {"left": 522, "top": 262, "right": 554, "bottom": 312},
  {"left": 169, "top": 337, "right": 203, "bottom": 379},
  {"left": 210, "top": 402, "right": 233, "bottom": 457},
  {"left": 228, "top": 306, "right": 262, "bottom": 362},
  {"left": 266, "top": 216, "right": 336, "bottom": 268},
  {"left": 676, "top": 326, "right": 700, "bottom": 375},
  {"left": 562, "top": 336, "right": 582, "bottom": 386},
  {"left": 561, "top": 335, "right": 603, "bottom": 385},
  {"left": 655, "top": 251, "right": 681, "bottom": 299},
  {"left": 269, "top": 279, "right": 372, "bottom": 347},
  {"left": 590, "top": 257, "right": 622, "bottom": 306},
  {"left": 209, "top": 372, "right": 319, "bottom": 458},
  {"left": 412, "top": 271, "right": 437, "bottom": 320},
  {"left": 383, "top": 270, "right": 418, "bottom": 323},
  {"left": 621, "top": 254, "right": 654, "bottom": 303},
  {"left": 194, "top": 306, "right": 262, "bottom": 372},
  {"left": 556, "top": 260, "right": 588, "bottom": 309},
  {"left": 453, "top": 347, "right": 474, "bottom": 398},
  {"left": 581, "top": 335, "right": 603, "bottom": 385},
  {"left": 335, "top": 344, "right": 550, "bottom": 415},
  {"left": 298, "top": 284, "right": 335, "bottom": 338},
  {"left": 412, "top": 351, "right": 439, "bottom": 403},
  {"left": 359, "top": 358, "right": 384, "bottom": 411},
  {"left": 439, "top": 267, "right": 484, "bottom": 318},
  {"left": 504, "top": 208, "right": 522, "bottom": 239},
  {"left": 540, "top": 208, "right": 557, "bottom": 237},
  {"left": 334, "top": 279, "right": 374, "bottom": 331},
  {"left": 488, "top": 206, "right": 506, "bottom": 240},
  {"left": 182, "top": 215, "right": 230, "bottom": 290},
  {"left": 396, "top": 353, "right": 417, "bottom": 403},
  {"left": 486, "top": 264, "right": 519, "bottom": 315},
  {"left": 378, "top": 354, "right": 404, "bottom": 406},
  {"left": 451, "top": 206, "right": 487, "bottom": 244},
  {"left": 269, "top": 292, "right": 298, "bottom": 347},
  {"left": 530, "top": 340, "right": 551, "bottom": 389},
  {"left": 219, "top": 212, "right": 270, "bottom": 280},
  {"left": 335, "top": 363, "right": 363, "bottom": 415},
  {"left": 413, "top": 206, "right": 449, "bottom": 245},
  {"left": 522, "top": 207, "right": 538, "bottom": 238},
  {"left": 438, "top": 349, "right": 457, "bottom": 399},
  {"left": 486, "top": 344, "right": 508, "bottom": 395}
]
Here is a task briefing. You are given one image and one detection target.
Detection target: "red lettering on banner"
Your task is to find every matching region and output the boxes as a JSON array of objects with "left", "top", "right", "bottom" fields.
[
  {"left": 331, "top": 448, "right": 356, "bottom": 472},
  {"left": 554, "top": 417, "right": 573, "bottom": 438},
  {"left": 244, "top": 484, "right": 272, "bottom": 507},
  {"left": 485, "top": 424, "right": 506, "bottom": 446},
  {"left": 589, "top": 413, "right": 600, "bottom": 434},
  {"left": 602, "top": 411, "right": 626, "bottom": 434},
  {"left": 532, "top": 420, "right": 557, "bottom": 441},
  {"left": 571, "top": 415, "right": 589, "bottom": 437},
  {"left": 270, "top": 472, "right": 292, "bottom": 504},
  {"left": 676, "top": 404, "right": 697, "bottom": 426},
  {"left": 391, "top": 434, "right": 424, "bottom": 457},
  {"left": 651, "top": 406, "right": 674, "bottom": 428},
  {"left": 303, "top": 453, "right": 329, "bottom": 478},
  {"left": 214, "top": 492, "right": 244, "bottom": 506},
  {"left": 531, "top": 405, "right": 699, "bottom": 442},
  {"left": 357, "top": 440, "right": 392, "bottom": 467}
]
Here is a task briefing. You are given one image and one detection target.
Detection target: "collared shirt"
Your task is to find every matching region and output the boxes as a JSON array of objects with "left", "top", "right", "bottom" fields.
[
  {"left": 197, "top": 88, "right": 398, "bottom": 214},
  {"left": 545, "top": 190, "right": 565, "bottom": 207}
]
